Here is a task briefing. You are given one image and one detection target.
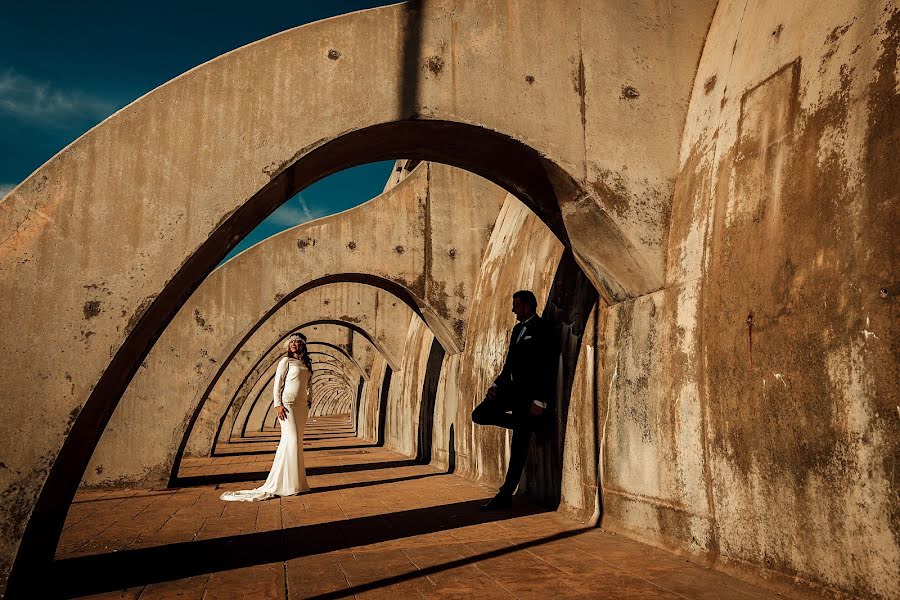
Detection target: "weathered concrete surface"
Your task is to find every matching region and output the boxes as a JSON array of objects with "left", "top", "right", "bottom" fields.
[
  {"left": 434, "top": 195, "right": 564, "bottom": 492},
  {"left": 230, "top": 346, "right": 361, "bottom": 439},
  {"left": 597, "top": 2, "right": 900, "bottom": 598},
  {"left": 0, "top": 1, "right": 717, "bottom": 588},
  {"left": 181, "top": 282, "right": 416, "bottom": 462},
  {"left": 356, "top": 354, "right": 390, "bottom": 444},
  {"left": 82, "top": 163, "right": 500, "bottom": 490},
  {"left": 382, "top": 318, "right": 435, "bottom": 458},
  {"left": 556, "top": 305, "right": 601, "bottom": 521}
]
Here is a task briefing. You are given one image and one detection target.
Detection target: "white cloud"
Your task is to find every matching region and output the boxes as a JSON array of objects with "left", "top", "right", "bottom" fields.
[
  {"left": 0, "top": 69, "right": 117, "bottom": 125},
  {"left": 267, "top": 193, "right": 326, "bottom": 227}
]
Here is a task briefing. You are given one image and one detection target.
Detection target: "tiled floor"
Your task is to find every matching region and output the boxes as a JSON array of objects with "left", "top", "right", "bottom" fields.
[{"left": 55, "top": 415, "right": 778, "bottom": 599}]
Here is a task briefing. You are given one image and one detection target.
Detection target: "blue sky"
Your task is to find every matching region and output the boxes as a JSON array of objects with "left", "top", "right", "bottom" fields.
[{"left": 0, "top": 0, "right": 397, "bottom": 260}]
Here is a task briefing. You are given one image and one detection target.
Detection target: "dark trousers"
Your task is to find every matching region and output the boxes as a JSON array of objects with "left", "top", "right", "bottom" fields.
[{"left": 471, "top": 389, "right": 538, "bottom": 497}]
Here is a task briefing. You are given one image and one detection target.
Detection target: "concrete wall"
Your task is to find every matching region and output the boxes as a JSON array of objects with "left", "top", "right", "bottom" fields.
[
  {"left": 357, "top": 355, "right": 390, "bottom": 444},
  {"left": 0, "top": 2, "right": 717, "bottom": 590},
  {"left": 183, "top": 283, "right": 414, "bottom": 459},
  {"left": 83, "top": 164, "right": 502, "bottom": 488},
  {"left": 0, "top": 2, "right": 896, "bottom": 598},
  {"left": 383, "top": 319, "right": 435, "bottom": 457},
  {"left": 595, "top": 2, "right": 899, "bottom": 598}
]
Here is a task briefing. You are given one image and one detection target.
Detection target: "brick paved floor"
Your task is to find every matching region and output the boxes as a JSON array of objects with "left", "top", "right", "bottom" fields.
[{"left": 55, "top": 415, "right": 778, "bottom": 599}]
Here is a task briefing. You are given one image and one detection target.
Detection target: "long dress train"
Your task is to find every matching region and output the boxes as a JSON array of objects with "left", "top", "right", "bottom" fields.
[{"left": 221, "top": 357, "right": 311, "bottom": 501}]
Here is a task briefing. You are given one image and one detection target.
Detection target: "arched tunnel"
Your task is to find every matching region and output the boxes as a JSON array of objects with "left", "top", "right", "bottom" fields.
[{"left": 0, "top": 1, "right": 896, "bottom": 598}]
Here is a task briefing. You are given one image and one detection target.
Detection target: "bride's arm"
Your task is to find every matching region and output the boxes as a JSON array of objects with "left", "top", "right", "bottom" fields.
[{"left": 273, "top": 357, "right": 288, "bottom": 406}]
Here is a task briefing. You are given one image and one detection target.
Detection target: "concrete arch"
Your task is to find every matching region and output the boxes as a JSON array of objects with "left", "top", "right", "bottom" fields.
[
  {"left": 309, "top": 343, "right": 368, "bottom": 376},
  {"left": 183, "top": 317, "right": 393, "bottom": 463},
  {"left": 243, "top": 350, "right": 365, "bottom": 437},
  {"left": 226, "top": 341, "right": 367, "bottom": 443},
  {"left": 228, "top": 347, "right": 359, "bottom": 441},
  {"left": 178, "top": 283, "right": 423, "bottom": 466},
  {"left": 207, "top": 339, "right": 366, "bottom": 451},
  {"left": 0, "top": 3, "right": 717, "bottom": 590},
  {"left": 233, "top": 369, "right": 277, "bottom": 440},
  {"left": 211, "top": 324, "right": 383, "bottom": 455},
  {"left": 86, "top": 278, "right": 419, "bottom": 487}
]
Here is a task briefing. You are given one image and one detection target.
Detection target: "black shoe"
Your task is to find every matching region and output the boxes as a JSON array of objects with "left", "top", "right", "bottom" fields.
[{"left": 481, "top": 494, "right": 512, "bottom": 511}]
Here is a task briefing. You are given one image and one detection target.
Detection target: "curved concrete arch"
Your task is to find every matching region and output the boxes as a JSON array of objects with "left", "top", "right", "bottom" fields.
[
  {"left": 87, "top": 279, "right": 418, "bottom": 486},
  {"left": 307, "top": 354, "right": 358, "bottom": 417},
  {"left": 184, "top": 318, "right": 393, "bottom": 462},
  {"left": 227, "top": 347, "right": 357, "bottom": 441},
  {"left": 0, "top": 3, "right": 718, "bottom": 589},
  {"left": 247, "top": 383, "right": 278, "bottom": 435},
  {"left": 233, "top": 370, "right": 277, "bottom": 440},
  {"left": 180, "top": 282, "right": 422, "bottom": 463},
  {"left": 226, "top": 342, "right": 367, "bottom": 443},
  {"left": 203, "top": 311, "right": 394, "bottom": 455},
  {"left": 309, "top": 342, "right": 369, "bottom": 378}
]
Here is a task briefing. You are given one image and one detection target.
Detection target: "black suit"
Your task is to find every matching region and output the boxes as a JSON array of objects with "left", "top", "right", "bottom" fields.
[{"left": 472, "top": 314, "right": 557, "bottom": 497}]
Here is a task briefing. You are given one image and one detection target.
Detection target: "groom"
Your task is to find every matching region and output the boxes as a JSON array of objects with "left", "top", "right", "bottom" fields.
[{"left": 472, "top": 290, "right": 557, "bottom": 510}]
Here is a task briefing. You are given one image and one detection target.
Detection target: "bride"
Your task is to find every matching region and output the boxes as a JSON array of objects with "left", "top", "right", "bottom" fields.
[{"left": 221, "top": 332, "right": 312, "bottom": 501}]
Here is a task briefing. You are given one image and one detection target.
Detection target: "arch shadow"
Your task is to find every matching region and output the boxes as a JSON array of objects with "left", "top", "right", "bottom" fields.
[
  {"left": 174, "top": 275, "right": 423, "bottom": 483},
  {"left": 197, "top": 319, "right": 388, "bottom": 468},
  {"left": 17, "top": 118, "right": 609, "bottom": 590}
]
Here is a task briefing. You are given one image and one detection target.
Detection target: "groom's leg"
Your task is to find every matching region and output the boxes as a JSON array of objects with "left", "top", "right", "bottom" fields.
[
  {"left": 498, "top": 416, "right": 534, "bottom": 497},
  {"left": 472, "top": 392, "right": 516, "bottom": 429}
]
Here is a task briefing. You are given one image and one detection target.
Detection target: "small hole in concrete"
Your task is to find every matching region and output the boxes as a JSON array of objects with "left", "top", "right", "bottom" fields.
[{"left": 426, "top": 55, "right": 444, "bottom": 74}]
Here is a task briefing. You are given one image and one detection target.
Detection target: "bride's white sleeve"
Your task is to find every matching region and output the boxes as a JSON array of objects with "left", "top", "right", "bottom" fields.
[{"left": 273, "top": 357, "right": 289, "bottom": 407}]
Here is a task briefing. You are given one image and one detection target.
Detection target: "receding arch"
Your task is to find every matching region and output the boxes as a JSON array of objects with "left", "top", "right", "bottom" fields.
[
  {"left": 183, "top": 315, "right": 398, "bottom": 471},
  {"left": 176, "top": 281, "right": 426, "bottom": 471},
  {"left": 0, "top": 1, "right": 717, "bottom": 589},
  {"left": 215, "top": 327, "right": 376, "bottom": 446},
  {"left": 88, "top": 275, "right": 422, "bottom": 490},
  {"left": 231, "top": 347, "right": 360, "bottom": 440}
]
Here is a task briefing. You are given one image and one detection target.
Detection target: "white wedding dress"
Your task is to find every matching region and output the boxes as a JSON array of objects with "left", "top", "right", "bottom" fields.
[{"left": 221, "top": 356, "right": 311, "bottom": 501}]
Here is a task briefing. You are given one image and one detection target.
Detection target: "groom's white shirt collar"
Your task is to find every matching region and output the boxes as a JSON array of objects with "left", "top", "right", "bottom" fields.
[{"left": 515, "top": 314, "right": 536, "bottom": 343}]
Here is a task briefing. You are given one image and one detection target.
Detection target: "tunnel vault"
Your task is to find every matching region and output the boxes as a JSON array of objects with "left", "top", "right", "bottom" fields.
[
  {"left": 224, "top": 345, "right": 367, "bottom": 445},
  {"left": 191, "top": 307, "right": 418, "bottom": 471},
  {"left": 87, "top": 175, "right": 474, "bottom": 491},
  {"left": 0, "top": 1, "right": 721, "bottom": 594}
]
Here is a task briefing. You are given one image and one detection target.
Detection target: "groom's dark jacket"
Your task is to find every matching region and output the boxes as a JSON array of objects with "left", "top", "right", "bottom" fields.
[{"left": 492, "top": 314, "right": 557, "bottom": 413}]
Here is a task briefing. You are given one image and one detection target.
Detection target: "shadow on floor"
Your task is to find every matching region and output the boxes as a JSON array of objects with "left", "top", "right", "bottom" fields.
[
  {"left": 52, "top": 499, "right": 556, "bottom": 596},
  {"left": 211, "top": 442, "right": 380, "bottom": 458},
  {"left": 305, "top": 471, "right": 443, "bottom": 495},
  {"left": 212, "top": 440, "right": 378, "bottom": 457},
  {"left": 173, "top": 459, "right": 419, "bottom": 487},
  {"left": 306, "top": 527, "right": 591, "bottom": 600}
]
